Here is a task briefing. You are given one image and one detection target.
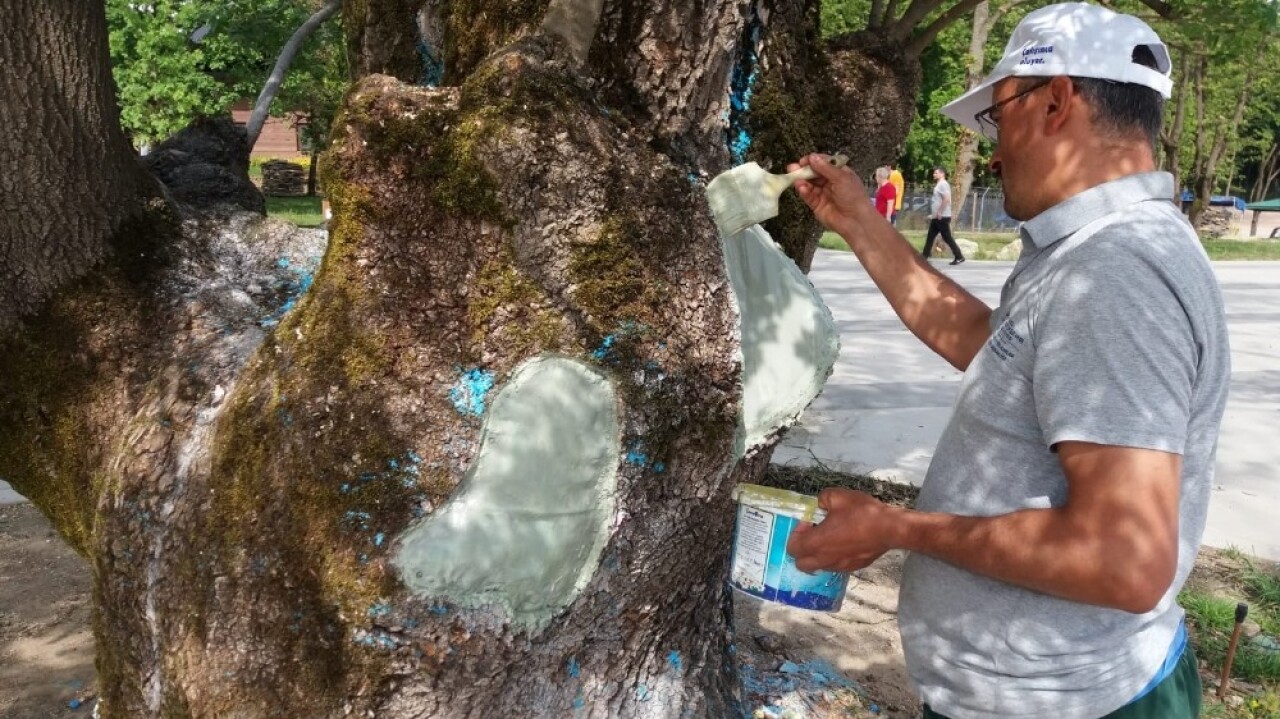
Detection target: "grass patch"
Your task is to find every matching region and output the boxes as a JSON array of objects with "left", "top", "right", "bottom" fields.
[
  {"left": 1203, "top": 239, "right": 1280, "bottom": 261},
  {"left": 266, "top": 196, "right": 325, "bottom": 228},
  {"left": 819, "top": 232, "right": 1280, "bottom": 262},
  {"left": 1181, "top": 548, "right": 1280, "bottom": 716}
]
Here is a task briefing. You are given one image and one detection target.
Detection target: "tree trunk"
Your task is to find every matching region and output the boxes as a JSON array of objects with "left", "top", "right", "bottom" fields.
[
  {"left": 1250, "top": 139, "right": 1279, "bottom": 203},
  {"left": 0, "top": 1, "right": 861, "bottom": 716},
  {"left": 0, "top": 0, "right": 164, "bottom": 333},
  {"left": 1159, "top": 52, "right": 1190, "bottom": 201},
  {"left": 308, "top": 149, "right": 320, "bottom": 196},
  {"left": 1189, "top": 44, "right": 1263, "bottom": 229},
  {"left": 952, "top": 0, "right": 992, "bottom": 224}
]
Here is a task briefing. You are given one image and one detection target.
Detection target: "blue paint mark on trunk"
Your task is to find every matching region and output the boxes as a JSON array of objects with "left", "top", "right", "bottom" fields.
[
  {"left": 727, "top": 6, "right": 765, "bottom": 163},
  {"left": 667, "top": 650, "right": 683, "bottom": 671},
  {"left": 449, "top": 368, "right": 496, "bottom": 416},
  {"left": 419, "top": 40, "right": 446, "bottom": 87}
]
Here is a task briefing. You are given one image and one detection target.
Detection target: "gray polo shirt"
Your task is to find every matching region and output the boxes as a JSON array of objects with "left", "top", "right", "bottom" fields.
[
  {"left": 932, "top": 179, "right": 953, "bottom": 218},
  {"left": 898, "top": 172, "right": 1230, "bottom": 719}
]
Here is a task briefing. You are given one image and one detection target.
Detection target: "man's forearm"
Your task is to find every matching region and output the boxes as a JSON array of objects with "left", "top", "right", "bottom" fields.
[
  {"left": 835, "top": 203, "right": 991, "bottom": 370},
  {"left": 892, "top": 506, "right": 1170, "bottom": 613}
]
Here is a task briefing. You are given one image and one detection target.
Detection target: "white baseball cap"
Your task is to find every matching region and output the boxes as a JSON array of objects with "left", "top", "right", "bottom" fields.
[{"left": 941, "top": 2, "right": 1173, "bottom": 133}]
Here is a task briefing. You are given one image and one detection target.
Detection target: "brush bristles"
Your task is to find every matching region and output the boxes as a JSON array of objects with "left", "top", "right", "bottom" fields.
[{"left": 707, "top": 165, "right": 777, "bottom": 237}]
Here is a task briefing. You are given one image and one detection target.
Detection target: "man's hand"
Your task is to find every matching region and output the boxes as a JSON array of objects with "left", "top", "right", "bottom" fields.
[
  {"left": 786, "top": 488, "right": 902, "bottom": 573},
  {"left": 791, "top": 154, "right": 873, "bottom": 237}
]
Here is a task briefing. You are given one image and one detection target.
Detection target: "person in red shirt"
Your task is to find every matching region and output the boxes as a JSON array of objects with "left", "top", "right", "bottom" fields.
[{"left": 873, "top": 166, "right": 897, "bottom": 222}]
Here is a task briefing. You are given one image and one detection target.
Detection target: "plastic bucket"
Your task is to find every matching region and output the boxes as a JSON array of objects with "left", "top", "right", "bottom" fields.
[{"left": 728, "top": 483, "right": 849, "bottom": 611}]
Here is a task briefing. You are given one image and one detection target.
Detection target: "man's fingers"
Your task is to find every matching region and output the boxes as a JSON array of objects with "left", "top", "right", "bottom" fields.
[{"left": 817, "top": 487, "right": 855, "bottom": 512}]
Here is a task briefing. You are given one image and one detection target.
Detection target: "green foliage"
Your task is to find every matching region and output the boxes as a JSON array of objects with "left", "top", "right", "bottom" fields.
[
  {"left": 1182, "top": 551, "right": 1280, "bottom": 686},
  {"left": 820, "top": 0, "right": 872, "bottom": 38},
  {"left": 900, "top": 20, "right": 969, "bottom": 182},
  {"left": 108, "top": 0, "right": 347, "bottom": 146}
]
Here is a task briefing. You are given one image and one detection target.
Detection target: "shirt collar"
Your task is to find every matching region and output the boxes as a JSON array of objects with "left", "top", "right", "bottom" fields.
[{"left": 1019, "top": 172, "right": 1176, "bottom": 249}]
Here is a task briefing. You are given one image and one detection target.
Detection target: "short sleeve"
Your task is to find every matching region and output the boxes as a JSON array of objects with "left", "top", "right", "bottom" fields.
[{"left": 1031, "top": 248, "right": 1196, "bottom": 454}]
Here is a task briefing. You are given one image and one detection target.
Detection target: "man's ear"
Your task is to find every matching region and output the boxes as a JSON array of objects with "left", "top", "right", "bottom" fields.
[{"left": 1043, "top": 75, "right": 1076, "bottom": 134}]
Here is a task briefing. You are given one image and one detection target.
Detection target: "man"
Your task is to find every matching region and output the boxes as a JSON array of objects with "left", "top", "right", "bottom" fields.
[
  {"left": 924, "top": 167, "right": 965, "bottom": 264},
  {"left": 874, "top": 166, "right": 897, "bottom": 223},
  {"left": 786, "top": 3, "right": 1229, "bottom": 718},
  {"left": 889, "top": 164, "right": 905, "bottom": 225}
]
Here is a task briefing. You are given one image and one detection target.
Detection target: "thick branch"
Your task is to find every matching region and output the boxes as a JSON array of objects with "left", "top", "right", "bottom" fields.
[
  {"left": 246, "top": 0, "right": 341, "bottom": 148},
  {"left": 1134, "top": 0, "right": 1176, "bottom": 19},
  {"left": 869, "top": 0, "right": 888, "bottom": 29},
  {"left": 1205, "top": 42, "right": 1265, "bottom": 180},
  {"left": 1256, "top": 142, "right": 1280, "bottom": 202},
  {"left": 887, "top": 0, "right": 947, "bottom": 42},
  {"left": 905, "top": 0, "right": 987, "bottom": 57},
  {"left": 540, "top": 0, "right": 605, "bottom": 65},
  {"left": 882, "top": 0, "right": 904, "bottom": 26}
]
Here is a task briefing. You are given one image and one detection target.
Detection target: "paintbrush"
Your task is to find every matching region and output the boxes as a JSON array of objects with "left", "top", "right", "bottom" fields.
[{"left": 707, "top": 153, "right": 850, "bottom": 237}]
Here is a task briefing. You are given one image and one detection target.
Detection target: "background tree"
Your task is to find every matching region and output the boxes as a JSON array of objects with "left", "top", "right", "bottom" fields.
[
  {"left": 108, "top": 0, "right": 347, "bottom": 147},
  {"left": 5, "top": 0, "right": 1000, "bottom": 715},
  {"left": 1143, "top": 0, "right": 1279, "bottom": 226},
  {"left": 949, "top": 0, "right": 1038, "bottom": 220}
]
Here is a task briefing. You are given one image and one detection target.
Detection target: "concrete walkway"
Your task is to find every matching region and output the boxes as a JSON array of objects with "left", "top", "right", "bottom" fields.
[{"left": 774, "top": 251, "right": 1280, "bottom": 561}]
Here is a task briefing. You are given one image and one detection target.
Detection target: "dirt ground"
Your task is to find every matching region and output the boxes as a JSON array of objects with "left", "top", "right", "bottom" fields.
[
  {"left": 0, "top": 504, "right": 96, "bottom": 719},
  {"left": 0, "top": 500, "right": 915, "bottom": 719},
  {"left": 16, "top": 500, "right": 1267, "bottom": 719}
]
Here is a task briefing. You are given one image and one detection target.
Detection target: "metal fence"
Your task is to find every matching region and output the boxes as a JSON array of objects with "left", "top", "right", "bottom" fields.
[{"left": 894, "top": 184, "right": 1019, "bottom": 234}]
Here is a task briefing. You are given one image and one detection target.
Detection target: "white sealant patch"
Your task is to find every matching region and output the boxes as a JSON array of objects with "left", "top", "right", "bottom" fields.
[
  {"left": 723, "top": 224, "right": 839, "bottom": 457},
  {"left": 393, "top": 355, "right": 620, "bottom": 630}
]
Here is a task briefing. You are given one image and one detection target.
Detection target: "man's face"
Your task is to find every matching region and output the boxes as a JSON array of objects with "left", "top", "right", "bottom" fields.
[
  {"left": 987, "top": 77, "right": 1048, "bottom": 221},
  {"left": 933, "top": 169, "right": 943, "bottom": 182}
]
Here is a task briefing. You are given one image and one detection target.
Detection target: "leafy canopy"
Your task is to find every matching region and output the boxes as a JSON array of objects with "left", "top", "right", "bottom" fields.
[{"left": 108, "top": 0, "right": 346, "bottom": 146}]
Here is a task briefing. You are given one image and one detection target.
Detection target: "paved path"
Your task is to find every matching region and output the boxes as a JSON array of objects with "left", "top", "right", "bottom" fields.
[{"left": 775, "top": 251, "right": 1280, "bottom": 560}]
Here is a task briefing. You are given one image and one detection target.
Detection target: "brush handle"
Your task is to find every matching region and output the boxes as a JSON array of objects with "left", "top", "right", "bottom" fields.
[{"left": 785, "top": 153, "right": 850, "bottom": 183}]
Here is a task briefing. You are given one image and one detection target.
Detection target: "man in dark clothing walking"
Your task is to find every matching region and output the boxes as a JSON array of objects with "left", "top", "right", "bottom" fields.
[{"left": 923, "top": 167, "right": 965, "bottom": 265}]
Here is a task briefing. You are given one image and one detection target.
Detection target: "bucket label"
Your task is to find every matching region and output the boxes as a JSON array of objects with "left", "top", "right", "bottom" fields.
[
  {"left": 730, "top": 506, "right": 774, "bottom": 593},
  {"left": 729, "top": 502, "right": 847, "bottom": 612}
]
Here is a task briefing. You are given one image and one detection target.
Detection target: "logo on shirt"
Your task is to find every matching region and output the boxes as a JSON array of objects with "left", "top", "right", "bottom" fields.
[{"left": 986, "top": 318, "right": 1026, "bottom": 362}]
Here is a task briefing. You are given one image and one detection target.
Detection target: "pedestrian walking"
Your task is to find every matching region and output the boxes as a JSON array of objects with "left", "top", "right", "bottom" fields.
[{"left": 923, "top": 168, "right": 964, "bottom": 265}]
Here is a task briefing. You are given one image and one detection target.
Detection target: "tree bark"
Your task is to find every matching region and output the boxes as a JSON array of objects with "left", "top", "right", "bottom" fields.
[
  {"left": 1, "top": 1, "right": 930, "bottom": 716},
  {"left": 0, "top": 0, "right": 164, "bottom": 333}
]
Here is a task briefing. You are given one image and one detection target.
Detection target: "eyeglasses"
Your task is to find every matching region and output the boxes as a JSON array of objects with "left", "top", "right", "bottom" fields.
[{"left": 974, "top": 79, "right": 1052, "bottom": 140}]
